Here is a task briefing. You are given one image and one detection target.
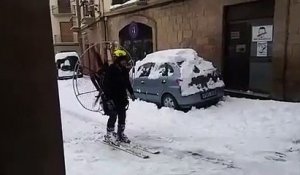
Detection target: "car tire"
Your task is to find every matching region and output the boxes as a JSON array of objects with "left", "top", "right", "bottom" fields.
[{"left": 161, "top": 94, "right": 179, "bottom": 109}]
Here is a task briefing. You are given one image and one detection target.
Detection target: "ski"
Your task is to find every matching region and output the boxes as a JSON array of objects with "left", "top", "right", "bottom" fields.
[
  {"left": 120, "top": 142, "right": 160, "bottom": 155},
  {"left": 102, "top": 141, "right": 150, "bottom": 159}
]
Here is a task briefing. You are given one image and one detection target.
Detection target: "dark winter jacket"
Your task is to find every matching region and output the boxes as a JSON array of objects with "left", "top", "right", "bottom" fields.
[{"left": 103, "top": 63, "right": 134, "bottom": 110}]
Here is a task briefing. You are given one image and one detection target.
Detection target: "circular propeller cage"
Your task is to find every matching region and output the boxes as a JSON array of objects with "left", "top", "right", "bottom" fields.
[{"left": 72, "top": 42, "right": 135, "bottom": 114}]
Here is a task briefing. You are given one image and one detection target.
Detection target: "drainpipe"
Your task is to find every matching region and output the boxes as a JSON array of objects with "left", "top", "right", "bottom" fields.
[
  {"left": 76, "top": 0, "right": 83, "bottom": 54},
  {"left": 104, "top": 16, "right": 108, "bottom": 42},
  {"left": 99, "top": 0, "right": 107, "bottom": 41},
  {"left": 282, "top": 0, "right": 291, "bottom": 100},
  {"left": 103, "top": 16, "right": 109, "bottom": 63},
  {"left": 100, "top": 0, "right": 109, "bottom": 63}
]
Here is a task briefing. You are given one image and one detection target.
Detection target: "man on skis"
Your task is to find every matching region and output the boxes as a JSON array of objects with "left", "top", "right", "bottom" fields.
[{"left": 102, "top": 49, "right": 135, "bottom": 144}]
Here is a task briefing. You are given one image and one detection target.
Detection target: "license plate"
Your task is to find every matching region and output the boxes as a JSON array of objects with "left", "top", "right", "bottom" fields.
[{"left": 201, "top": 90, "right": 217, "bottom": 99}]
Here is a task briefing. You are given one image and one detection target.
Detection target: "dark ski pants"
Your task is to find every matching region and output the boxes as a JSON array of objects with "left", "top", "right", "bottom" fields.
[{"left": 107, "top": 108, "right": 126, "bottom": 134}]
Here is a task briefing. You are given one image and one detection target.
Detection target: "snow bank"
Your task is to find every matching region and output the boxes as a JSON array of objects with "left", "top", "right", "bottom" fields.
[
  {"left": 134, "top": 49, "right": 225, "bottom": 96},
  {"left": 55, "top": 52, "right": 79, "bottom": 62}
]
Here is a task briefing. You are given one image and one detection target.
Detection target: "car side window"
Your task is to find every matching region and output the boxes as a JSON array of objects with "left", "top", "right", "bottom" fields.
[
  {"left": 139, "top": 63, "right": 154, "bottom": 78},
  {"left": 166, "top": 63, "right": 174, "bottom": 76},
  {"left": 158, "top": 64, "right": 167, "bottom": 77},
  {"left": 159, "top": 63, "right": 174, "bottom": 77}
]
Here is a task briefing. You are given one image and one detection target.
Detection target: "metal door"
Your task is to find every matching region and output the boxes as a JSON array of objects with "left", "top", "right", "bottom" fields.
[
  {"left": 249, "top": 19, "right": 273, "bottom": 93},
  {"left": 224, "top": 22, "right": 251, "bottom": 90}
]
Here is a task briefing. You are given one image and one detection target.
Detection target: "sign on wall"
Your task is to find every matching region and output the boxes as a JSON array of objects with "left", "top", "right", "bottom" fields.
[
  {"left": 231, "top": 31, "right": 240, "bottom": 40},
  {"left": 129, "top": 22, "right": 139, "bottom": 39},
  {"left": 252, "top": 25, "right": 273, "bottom": 42},
  {"left": 257, "top": 42, "right": 268, "bottom": 57}
]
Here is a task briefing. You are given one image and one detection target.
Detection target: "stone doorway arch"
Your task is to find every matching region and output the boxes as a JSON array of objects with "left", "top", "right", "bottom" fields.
[{"left": 119, "top": 22, "right": 153, "bottom": 61}]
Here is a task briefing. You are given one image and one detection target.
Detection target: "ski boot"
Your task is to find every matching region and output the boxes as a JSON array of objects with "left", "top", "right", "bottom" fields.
[
  {"left": 117, "top": 132, "right": 131, "bottom": 144},
  {"left": 104, "top": 131, "right": 119, "bottom": 146}
]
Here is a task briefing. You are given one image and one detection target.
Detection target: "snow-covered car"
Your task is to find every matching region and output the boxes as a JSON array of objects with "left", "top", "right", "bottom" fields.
[
  {"left": 131, "top": 49, "right": 225, "bottom": 109},
  {"left": 55, "top": 52, "right": 83, "bottom": 80}
]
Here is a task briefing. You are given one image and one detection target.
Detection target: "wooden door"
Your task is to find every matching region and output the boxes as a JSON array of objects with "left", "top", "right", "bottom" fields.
[{"left": 60, "top": 22, "right": 73, "bottom": 42}]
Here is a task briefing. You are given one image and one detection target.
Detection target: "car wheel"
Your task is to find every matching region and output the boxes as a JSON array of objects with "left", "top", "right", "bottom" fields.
[{"left": 162, "top": 94, "right": 178, "bottom": 109}]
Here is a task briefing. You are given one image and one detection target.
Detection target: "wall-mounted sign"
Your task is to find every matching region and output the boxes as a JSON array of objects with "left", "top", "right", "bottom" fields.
[
  {"left": 252, "top": 25, "right": 273, "bottom": 42},
  {"left": 129, "top": 22, "right": 139, "bottom": 39},
  {"left": 257, "top": 41, "right": 268, "bottom": 57},
  {"left": 231, "top": 31, "right": 240, "bottom": 40}
]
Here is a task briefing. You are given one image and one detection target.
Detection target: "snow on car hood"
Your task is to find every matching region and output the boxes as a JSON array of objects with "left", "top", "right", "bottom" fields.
[
  {"left": 58, "top": 69, "right": 75, "bottom": 77},
  {"left": 135, "top": 49, "right": 225, "bottom": 96}
]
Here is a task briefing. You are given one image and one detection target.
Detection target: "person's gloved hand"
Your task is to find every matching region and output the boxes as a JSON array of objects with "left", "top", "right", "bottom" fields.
[
  {"left": 107, "top": 100, "right": 115, "bottom": 111},
  {"left": 130, "top": 94, "right": 136, "bottom": 101}
]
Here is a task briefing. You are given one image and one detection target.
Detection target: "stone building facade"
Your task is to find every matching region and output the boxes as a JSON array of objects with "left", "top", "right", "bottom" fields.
[
  {"left": 78, "top": 0, "right": 300, "bottom": 102},
  {"left": 50, "top": 0, "right": 81, "bottom": 54}
]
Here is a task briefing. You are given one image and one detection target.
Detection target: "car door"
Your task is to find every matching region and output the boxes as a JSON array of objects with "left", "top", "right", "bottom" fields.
[
  {"left": 132, "top": 63, "right": 154, "bottom": 101},
  {"left": 145, "top": 63, "right": 174, "bottom": 104}
]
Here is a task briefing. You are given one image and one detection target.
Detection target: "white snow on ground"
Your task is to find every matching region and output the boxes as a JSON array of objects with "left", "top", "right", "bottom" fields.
[
  {"left": 134, "top": 49, "right": 225, "bottom": 96},
  {"left": 59, "top": 79, "right": 300, "bottom": 175}
]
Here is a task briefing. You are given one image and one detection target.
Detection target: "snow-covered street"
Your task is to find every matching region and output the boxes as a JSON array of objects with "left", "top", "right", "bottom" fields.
[{"left": 58, "top": 79, "right": 300, "bottom": 175}]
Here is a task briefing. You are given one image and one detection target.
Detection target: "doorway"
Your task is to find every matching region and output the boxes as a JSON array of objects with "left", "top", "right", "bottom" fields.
[
  {"left": 119, "top": 22, "right": 153, "bottom": 62},
  {"left": 224, "top": 0, "right": 275, "bottom": 94}
]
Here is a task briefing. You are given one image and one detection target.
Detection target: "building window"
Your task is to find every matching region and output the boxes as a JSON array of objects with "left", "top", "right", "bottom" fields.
[{"left": 58, "top": 0, "right": 71, "bottom": 13}]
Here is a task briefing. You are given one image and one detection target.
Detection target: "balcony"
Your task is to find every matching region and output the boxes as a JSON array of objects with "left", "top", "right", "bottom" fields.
[
  {"left": 51, "top": 5, "right": 76, "bottom": 16},
  {"left": 70, "top": 16, "right": 81, "bottom": 32},
  {"left": 81, "top": 16, "right": 95, "bottom": 26},
  {"left": 53, "top": 34, "right": 78, "bottom": 45},
  {"left": 80, "top": 2, "right": 96, "bottom": 27}
]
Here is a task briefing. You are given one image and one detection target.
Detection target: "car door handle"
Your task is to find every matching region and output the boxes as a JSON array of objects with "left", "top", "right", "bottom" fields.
[
  {"left": 141, "top": 81, "right": 145, "bottom": 84},
  {"left": 162, "top": 80, "right": 166, "bottom": 84}
]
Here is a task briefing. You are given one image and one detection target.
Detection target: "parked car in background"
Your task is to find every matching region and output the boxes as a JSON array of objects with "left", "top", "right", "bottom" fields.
[
  {"left": 130, "top": 49, "right": 225, "bottom": 109},
  {"left": 55, "top": 52, "right": 83, "bottom": 80}
]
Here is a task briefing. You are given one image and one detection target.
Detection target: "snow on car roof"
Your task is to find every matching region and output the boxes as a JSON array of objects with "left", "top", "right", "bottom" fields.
[
  {"left": 134, "top": 49, "right": 224, "bottom": 96},
  {"left": 55, "top": 52, "right": 79, "bottom": 62},
  {"left": 138, "top": 49, "right": 201, "bottom": 65}
]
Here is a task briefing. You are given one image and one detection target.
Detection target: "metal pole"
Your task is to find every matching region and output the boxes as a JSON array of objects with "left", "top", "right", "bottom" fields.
[{"left": 75, "top": 0, "right": 83, "bottom": 54}]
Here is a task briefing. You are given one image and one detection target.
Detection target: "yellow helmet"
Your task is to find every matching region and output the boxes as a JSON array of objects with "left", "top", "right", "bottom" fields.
[{"left": 113, "top": 49, "right": 127, "bottom": 57}]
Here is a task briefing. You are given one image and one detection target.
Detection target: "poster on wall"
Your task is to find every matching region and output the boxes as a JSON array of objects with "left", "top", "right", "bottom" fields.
[
  {"left": 257, "top": 42, "right": 268, "bottom": 57},
  {"left": 252, "top": 25, "right": 273, "bottom": 42}
]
